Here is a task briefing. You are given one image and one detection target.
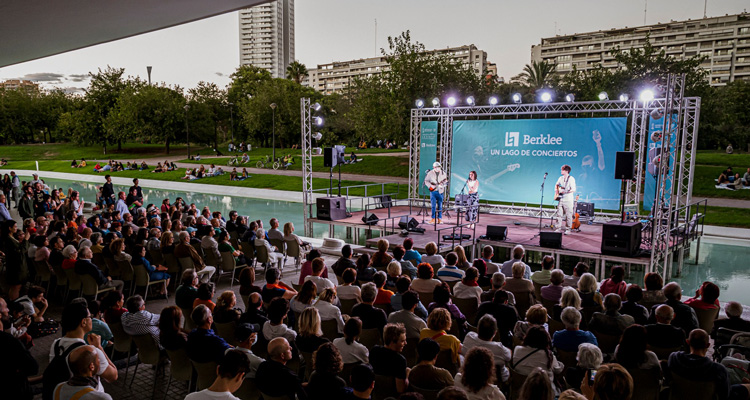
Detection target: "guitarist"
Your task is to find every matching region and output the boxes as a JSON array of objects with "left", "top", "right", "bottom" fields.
[
  {"left": 554, "top": 164, "right": 577, "bottom": 235},
  {"left": 424, "top": 162, "right": 448, "bottom": 224}
]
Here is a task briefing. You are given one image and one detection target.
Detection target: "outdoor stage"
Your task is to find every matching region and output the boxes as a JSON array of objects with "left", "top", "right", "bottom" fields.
[{"left": 307, "top": 205, "right": 653, "bottom": 279}]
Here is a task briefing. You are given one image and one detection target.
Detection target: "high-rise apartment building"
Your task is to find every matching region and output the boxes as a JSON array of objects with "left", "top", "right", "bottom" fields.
[
  {"left": 531, "top": 13, "right": 750, "bottom": 86},
  {"left": 238, "top": 0, "right": 294, "bottom": 79},
  {"left": 305, "top": 44, "right": 490, "bottom": 94},
  {"left": 1, "top": 79, "right": 39, "bottom": 93}
]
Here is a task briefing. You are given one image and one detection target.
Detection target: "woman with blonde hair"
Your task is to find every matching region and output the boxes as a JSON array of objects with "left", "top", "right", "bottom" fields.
[
  {"left": 295, "top": 307, "right": 329, "bottom": 354},
  {"left": 421, "top": 242, "right": 445, "bottom": 266},
  {"left": 454, "top": 245, "right": 471, "bottom": 269},
  {"left": 553, "top": 286, "right": 582, "bottom": 321},
  {"left": 290, "top": 280, "right": 317, "bottom": 314},
  {"left": 385, "top": 261, "right": 402, "bottom": 289},
  {"left": 283, "top": 221, "right": 311, "bottom": 250},
  {"left": 370, "top": 239, "right": 393, "bottom": 269},
  {"left": 577, "top": 273, "right": 604, "bottom": 309},
  {"left": 213, "top": 290, "right": 241, "bottom": 323},
  {"left": 314, "top": 288, "right": 346, "bottom": 333}
]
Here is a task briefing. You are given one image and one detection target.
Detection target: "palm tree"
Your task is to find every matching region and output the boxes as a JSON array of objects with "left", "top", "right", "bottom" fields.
[
  {"left": 286, "top": 61, "right": 308, "bottom": 84},
  {"left": 518, "top": 60, "right": 556, "bottom": 88}
]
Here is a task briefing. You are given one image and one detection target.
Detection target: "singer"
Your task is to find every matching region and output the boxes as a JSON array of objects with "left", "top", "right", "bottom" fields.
[
  {"left": 554, "top": 164, "right": 577, "bottom": 234},
  {"left": 465, "top": 170, "right": 479, "bottom": 223},
  {"left": 424, "top": 162, "right": 448, "bottom": 223}
]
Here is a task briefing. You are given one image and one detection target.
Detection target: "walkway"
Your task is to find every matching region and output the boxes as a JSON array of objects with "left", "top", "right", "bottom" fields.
[{"left": 693, "top": 196, "right": 750, "bottom": 209}]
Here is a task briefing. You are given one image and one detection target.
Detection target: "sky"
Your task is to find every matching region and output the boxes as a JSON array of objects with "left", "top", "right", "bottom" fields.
[{"left": 0, "top": 0, "right": 747, "bottom": 93}]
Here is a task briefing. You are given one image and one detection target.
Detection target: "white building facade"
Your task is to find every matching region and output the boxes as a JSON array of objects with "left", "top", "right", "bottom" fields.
[{"left": 238, "top": 0, "right": 294, "bottom": 79}]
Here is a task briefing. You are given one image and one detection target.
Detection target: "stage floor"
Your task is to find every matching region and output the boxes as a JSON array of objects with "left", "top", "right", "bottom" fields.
[{"left": 309, "top": 206, "right": 651, "bottom": 266}]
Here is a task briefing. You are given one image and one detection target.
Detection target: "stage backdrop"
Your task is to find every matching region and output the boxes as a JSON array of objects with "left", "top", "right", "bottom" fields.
[
  {"left": 643, "top": 115, "right": 678, "bottom": 211},
  {"left": 418, "top": 121, "right": 439, "bottom": 196},
  {"left": 450, "top": 118, "right": 627, "bottom": 210}
]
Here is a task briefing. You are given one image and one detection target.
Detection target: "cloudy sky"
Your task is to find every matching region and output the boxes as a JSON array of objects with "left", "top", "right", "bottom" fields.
[{"left": 0, "top": 0, "right": 747, "bottom": 93}]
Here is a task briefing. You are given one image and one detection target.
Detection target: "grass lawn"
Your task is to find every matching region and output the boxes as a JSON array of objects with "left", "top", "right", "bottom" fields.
[
  {"left": 181, "top": 154, "right": 409, "bottom": 178},
  {"left": 692, "top": 165, "right": 750, "bottom": 199},
  {"left": 4, "top": 160, "right": 406, "bottom": 198},
  {"left": 695, "top": 150, "right": 750, "bottom": 167},
  {"left": 0, "top": 143, "right": 208, "bottom": 161},
  {"left": 697, "top": 205, "right": 750, "bottom": 228}
]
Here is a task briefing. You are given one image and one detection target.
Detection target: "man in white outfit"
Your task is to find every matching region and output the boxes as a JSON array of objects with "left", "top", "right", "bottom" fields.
[
  {"left": 423, "top": 162, "right": 448, "bottom": 224},
  {"left": 555, "top": 164, "right": 576, "bottom": 235}
]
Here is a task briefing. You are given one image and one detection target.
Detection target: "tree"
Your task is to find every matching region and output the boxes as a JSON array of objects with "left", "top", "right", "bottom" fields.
[
  {"left": 84, "top": 66, "right": 129, "bottom": 152},
  {"left": 188, "top": 82, "right": 228, "bottom": 149},
  {"left": 286, "top": 61, "right": 308, "bottom": 84},
  {"left": 515, "top": 60, "right": 556, "bottom": 89}
]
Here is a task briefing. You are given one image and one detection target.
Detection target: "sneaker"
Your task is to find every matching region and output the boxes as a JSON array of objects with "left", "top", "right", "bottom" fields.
[
  {"left": 564, "top": 230, "right": 570, "bottom": 235},
  {"left": 554, "top": 229, "right": 562, "bottom": 233},
  {"left": 429, "top": 219, "right": 436, "bottom": 224},
  {"left": 437, "top": 219, "right": 443, "bottom": 224}
]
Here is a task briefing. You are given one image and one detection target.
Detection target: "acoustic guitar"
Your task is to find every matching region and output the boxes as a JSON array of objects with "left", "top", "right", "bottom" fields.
[{"left": 572, "top": 195, "right": 581, "bottom": 230}]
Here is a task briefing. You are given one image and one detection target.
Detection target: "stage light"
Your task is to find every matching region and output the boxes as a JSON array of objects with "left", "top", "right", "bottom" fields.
[
  {"left": 488, "top": 96, "right": 499, "bottom": 106},
  {"left": 446, "top": 96, "right": 457, "bottom": 107},
  {"left": 431, "top": 97, "right": 440, "bottom": 107},
  {"left": 650, "top": 131, "right": 663, "bottom": 143},
  {"left": 598, "top": 92, "right": 609, "bottom": 101},
  {"left": 314, "top": 116, "right": 324, "bottom": 126},
  {"left": 650, "top": 108, "right": 664, "bottom": 120},
  {"left": 565, "top": 94, "right": 575, "bottom": 102},
  {"left": 540, "top": 91, "right": 552, "bottom": 103},
  {"left": 415, "top": 99, "right": 425, "bottom": 109},
  {"left": 511, "top": 93, "right": 522, "bottom": 104},
  {"left": 312, "top": 102, "right": 322, "bottom": 111},
  {"left": 619, "top": 94, "right": 629, "bottom": 102},
  {"left": 639, "top": 89, "right": 655, "bottom": 102},
  {"left": 465, "top": 96, "right": 475, "bottom": 106},
  {"left": 312, "top": 132, "right": 323, "bottom": 141}
]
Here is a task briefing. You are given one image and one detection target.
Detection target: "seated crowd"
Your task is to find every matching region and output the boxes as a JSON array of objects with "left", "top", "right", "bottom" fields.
[{"left": 2, "top": 184, "right": 750, "bottom": 400}]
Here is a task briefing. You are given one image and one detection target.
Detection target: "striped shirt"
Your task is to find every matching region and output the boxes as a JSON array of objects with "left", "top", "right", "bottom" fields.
[{"left": 436, "top": 265, "right": 465, "bottom": 282}]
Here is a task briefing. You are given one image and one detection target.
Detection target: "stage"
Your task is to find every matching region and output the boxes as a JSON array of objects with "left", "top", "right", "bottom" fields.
[{"left": 308, "top": 205, "right": 654, "bottom": 279}]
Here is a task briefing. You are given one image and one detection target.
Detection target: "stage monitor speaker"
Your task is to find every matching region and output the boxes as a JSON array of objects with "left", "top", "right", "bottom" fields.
[
  {"left": 485, "top": 225, "right": 507, "bottom": 241},
  {"left": 540, "top": 231, "right": 563, "bottom": 249},
  {"left": 316, "top": 196, "right": 347, "bottom": 221},
  {"left": 376, "top": 195, "right": 393, "bottom": 208},
  {"left": 398, "top": 216, "right": 419, "bottom": 230},
  {"left": 601, "top": 221, "right": 642, "bottom": 257},
  {"left": 324, "top": 147, "right": 338, "bottom": 168},
  {"left": 576, "top": 202, "right": 595, "bottom": 217},
  {"left": 442, "top": 234, "right": 471, "bottom": 241},
  {"left": 362, "top": 213, "right": 379, "bottom": 225},
  {"left": 615, "top": 151, "right": 636, "bottom": 180}
]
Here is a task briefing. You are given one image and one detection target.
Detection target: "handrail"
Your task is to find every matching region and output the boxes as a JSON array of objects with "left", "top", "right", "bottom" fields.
[{"left": 310, "top": 182, "right": 402, "bottom": 212}]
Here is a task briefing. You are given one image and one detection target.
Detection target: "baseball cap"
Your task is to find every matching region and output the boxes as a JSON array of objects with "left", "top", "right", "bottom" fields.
[
  {"left": 186, "top": 226, "right": 197, "bottom": 233},
  {"left": 235, "top": 323, "right": 261, "bottom": 342},
  {"left": 433, "top": 162, "right": 441, "bottom": 168}
]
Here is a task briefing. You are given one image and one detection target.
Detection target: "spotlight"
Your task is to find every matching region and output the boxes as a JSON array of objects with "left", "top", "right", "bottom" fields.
[
  {"left": 650, "top": 131, "right": 663, "bottom": 143},
  {"left": 446, "top": 96, "right": 457, "bottom": 107},
  {"left": 314, "top": 116, "right": 324, "bottom": 126},
  {"left": 312, "top": 132, "right": 323, "bottom": 141},
  {"left": 465, "top": 96, "right": 475, "bottom": 106},
  {"left": 312, "top": 102, "right": 322, "bottom": 111},
  {"left": 565, "top": 94, "right": 575, "bottom": 102},
  {"left": 415, "top": 99, "right": 425, "bottom": 109},
  {"left": 650, "top": 108, "right": 664, "bottom": 120},
  {"left": 639, "top": 89, "right": 655, "bottom": 102},
  {"left": 431, "top": 97, "right": 440, "bottom": 107},
  {"left": 598, "top": 92, "right": 609, "bottom": 101},
  {"left": 488, "top": 96, "right": 499, "bottom": 106},
  {"left": 540, "top": 91, "right": 552, "bottom": 103},
  {"left": 619, "top": 94, "right": 629, "bottom": 102},
  {"left": 511, "top": 93, "right": 522, "bottom": 104}
]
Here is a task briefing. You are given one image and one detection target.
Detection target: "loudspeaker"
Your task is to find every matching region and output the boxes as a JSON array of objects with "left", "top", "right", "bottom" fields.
[
  {"left": 316, "top": 196, "right": 347, "bottom": 221},
  {"left": 376, "top": 195, "right": 393, "bottom": 208},
  {"left": 442, "top": 234, "right": 471, "bottom": 241},
  {"left": 540, "top": 231, "right": 563, "bottom": 249},
  {"left": 576, "top": 202, "right": 595, "bottom": 217},
  {"left": 601, "top": 221, "right": 642, "bottom": 257},
  {"left": 398, "top": 216, "right": 419, "bottom": 230},
  {"left": 362, "top": 213, "right": 379, "bottom": 225},
  {"left": 485, "top": 225, "right": 507, "bottom": 241},
  {"left": 324, "top": 147, "right": 338, "bottom": 168},
  {"left": 615, "top": 151, "right": 636, "bottom": 180}
]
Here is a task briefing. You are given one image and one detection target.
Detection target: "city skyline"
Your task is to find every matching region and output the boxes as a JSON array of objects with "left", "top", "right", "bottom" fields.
[{"left": 0, "top": 0, "right": 747, "bottom": 93}]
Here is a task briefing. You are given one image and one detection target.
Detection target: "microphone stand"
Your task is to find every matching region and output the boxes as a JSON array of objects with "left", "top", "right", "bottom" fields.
[{"left": 538, "top": 172, "right": 548, "bottom": 232}]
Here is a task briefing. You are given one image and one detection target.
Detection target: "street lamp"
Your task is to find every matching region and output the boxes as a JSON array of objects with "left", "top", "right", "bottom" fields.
[
  {"left": 147, "top": 66, "right": 152, "bottom": 85},
  {"left": 184, "top": 104, "right": 190, "bottom": 159},
  {"left": 270, "top": 103, "right": 277, "bottom": 162},
  {"left": 228, "top": 102, "right": 234, "bottom": 144}
]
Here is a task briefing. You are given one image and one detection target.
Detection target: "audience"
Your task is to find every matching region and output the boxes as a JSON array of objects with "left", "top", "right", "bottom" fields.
[
  {"left": 685, "top": 281, "right": 721, "bottom": 311},
  {"left": 475, "top": 290, "right": 518, "bottom": 347},
  {"left": 588, "top": 293, "right": 634, "bottom": 336},
  {"left": 306, "top": 342, "right": 348, "bottom": 399},
  {"left": 504, "top": 262, "right": 535, "bottom": 313},
  {"left": 336, "top": 268, "right": 361, "bottom": 301},
  {"left": 332, "top": 245, "right": 356, "bottom": 277},
  {"left": 213, "top": 291, "right": 241, "bottom": 324},
  {"left": 462, "top": 315, "right": 512, "bottom": 382},
  {"left": 599, "top": 265, "right": 628, "bottom": 298},
  {"left": 262, "top": 297, "right": 297, "bottom": 343},
  {"left": 577, "top": 273, "right": 604, "bottom": 309},
  {"left": 355, "top": 254, "right": 376, "bottom": 283},
  {"left": 295, "top": 307, "right": 329, "bottom": 354},
  {"left": 453, "top": 267, "right": 482, "bottom": 300},
  {"left": 422, "top": 242, "right": 446, "bottom": 267},
  {"left": 480, "top": 245, "right": 501, "bottom": 275},
  {"left": 580, "top": 363, "right": 634, "bottom": 400},
  {"left": 541, "top": 269, "right": 565, "bottom": 303},
  {"left": 315, "top": 288, "right": 346, "bottom": 334},
  {"left": 373, "top": 271, "right": 395, "bottom": 305},
  {"left": 455, "top": 347, "right": 504, "bottom": 400},
  {"left": 388, "top": 289, "right": 428, "bottom": 339},
  {"left": 511, "top": 326, "right": 564, "bottom": 393},
  {"left": 408, "top": 338, "right": 455, "bottom": 390},
  {"left": 306, "top": 259, "right": 334, "bottom": 295},
  {"left": 185, "top": 350, "right": 250, "bottom": 400},
  {"left": 530, "top": 255, "right": 555, "bottom": 286},
  {"left": 481, "top": 272, "right": 515, "bottom": 304},
  {"left": 645, "top": 304, "right": 686, "bottom": 350},
  {"left": 333, "top": 317, "right": 369, "bottom": 364},
  {"left": 159, "top": 306, "right": 188, "bottom": 351},
  {"left": 393, "top": 245, "right": 417, "bottom": 280},
  {"left": 437, "top": 252, "right": 465, "bottom": 282},
  {"left": 351, "top": 283, "right": 388, "bottom": 331},
  {"left": 666, "top": 329, "right": 730, "bottom": 400},
  {"left": 517, "top": 367, "right": 554, "bottom": 400},
  {"left": 419, "top": 308, "right": 462, "bottom": 365},
  {"left": 642, "top": 272, "right": 667, "bottom": 305},
  {"left": 290, "top": 280, "right": 317, "bottom": 314},
  {"left": 620, "top": 285, "right": 649, "bottom": 325},
  {"left": 614, "top": 324, "right": 660, "bottom": 371},
  {"left": 370, "top": 323, "right": 410, "bottom": 394},
  {"left": 255, "top": 337, "right": 307, "bottom": 400},
  {"left": 186, "top": 304, "right": 231, "bottom": 364},
  {"left": 552, "top": 307, "right": 598, "bottom": 353},
  {"left": 500, "top": 244, "right": 531, "bottom": 279},
  {"left": 391, "top": 277, "right": 428, "bottom": 318},
  {"left": 348, "top": 364, "right": 376, "bottom": 400},
  {"left": 121, "top": 295, "right": 161, "bottom": 347},
  {"left": 552, "top": 286, "right": 582, "bottom": 321},
  {"left": 402, "top": 238, "right": 422, "bottom": 264},
  {"left": 563, "top": 262, "right": 589, "bottom": 288},
  {"left": 712, "top": 301, "right": 750, "bottom": 338},
  {"left": 370, "top": 239, "right": 393, "bottom": 269},
  {"left": 513, "top": 304, "right": 549, "bottom": 342},
  {"left": 648, "top": 282, "right": 699, "bottom": 335},
  {"left": 411, "top": 263, "right": 442, "bottom": 293},
  {"left": 54, "top": 345, "right": 114, "bottom": 400}
]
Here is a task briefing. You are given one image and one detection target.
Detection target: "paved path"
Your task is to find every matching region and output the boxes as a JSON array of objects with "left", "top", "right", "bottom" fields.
[{"left": 693, "top": 196, "right": 750, "bottom": 209}]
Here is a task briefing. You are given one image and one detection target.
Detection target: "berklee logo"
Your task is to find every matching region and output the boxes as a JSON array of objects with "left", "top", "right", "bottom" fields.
[{"left": 505, "top": 131, "right": 519, "bottom": 147}]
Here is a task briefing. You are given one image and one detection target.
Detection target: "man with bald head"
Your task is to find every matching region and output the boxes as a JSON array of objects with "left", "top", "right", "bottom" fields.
[
  {"left": 239, "top": 292, "right": 268, "bottom": 326},
  {"left": 712, "top": 301, "right": 750, "bottom": 339},
  {"left": 255, "top": 337, "right": 307, "bottom": 400},
  {"left": 645, "top": 304, "right": 686, "bottom": 350},
  {"left": 648, "top": 282, "right": 699, "bottom": 335},
  {"left": 53, "top": 345, "right": 112, "bottom": 399},
  {"left": 667, "top": 329, "right": 730, "bottom": 400}
]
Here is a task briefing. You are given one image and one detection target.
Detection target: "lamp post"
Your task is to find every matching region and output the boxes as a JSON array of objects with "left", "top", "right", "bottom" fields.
[
  {"left": 184, "top": 104, "right": 190, "bottom": 159},
  {"left": 228, "top": 102, "right": 234, "bottom": 144},
  {"left": 270, "top": 103, "right": 277, "bottom": 162},
  {"left": 147, "top": 66, "right": 152, "bottom": 85}
]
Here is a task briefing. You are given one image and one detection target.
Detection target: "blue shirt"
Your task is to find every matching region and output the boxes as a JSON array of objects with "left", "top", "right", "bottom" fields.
[
  {"left": 0, "top": 202, "right": 10, "bottom": 222},
  {"left": 390, "top": 293, "right": 428, "bottom": 320},
  {"left": 552, "top": 329, "right": 598, "bottom": 353},
  {"left": 116, "top": 199, "right": 130, "bottom": 217},
  {"left": 436, "top": 265, "right": 465, "bottom": 282},
  {"left": 187, "top": 328, "right": 231, "bottom": 364},
  {"left": 403, "top": 250, "right": 422, "bottom": 264}
]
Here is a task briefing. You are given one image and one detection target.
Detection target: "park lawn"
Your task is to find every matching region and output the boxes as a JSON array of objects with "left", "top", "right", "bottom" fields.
[
  {"left": 180, "top": 154, "right": 409, "bottom": 178},
  {"left": 695, "top": 150, "right": 750, "bottom": 167},
  {"left": 5, "top": 160, "right": 406, "bottom": 198},
  {"left": 691, "top": 165, "right": 750, "bottom": 199},
  {"left": 698, "top": 205, "right": 750, "bottom": 228},
  {"left": 0, "top": 142, "right": 209, "bottom": 161}
]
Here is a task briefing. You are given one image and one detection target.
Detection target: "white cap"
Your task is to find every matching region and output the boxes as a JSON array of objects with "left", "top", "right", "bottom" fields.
[{"left": 433, "top": 162, "right": 441, "bottom": 168}]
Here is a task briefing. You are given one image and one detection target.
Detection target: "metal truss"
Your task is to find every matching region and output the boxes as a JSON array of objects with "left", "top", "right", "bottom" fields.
[
  {"left": 676, "top": 97, "right": 701, "bottom": 222},
  {"left": 408, "top": 109, "right": 422, "bottom": 200},
  {"left": 625, "top": 107, "right": 649, "bottom": 206},
  {"left": 300, "top": 98, "right": 314, "bottom": 236},
  {"left": 439, "top": 108, "right": 454, "bottom": 202},
  {"left": 412, "top": 100, "right": 634, "bottom": 118}
]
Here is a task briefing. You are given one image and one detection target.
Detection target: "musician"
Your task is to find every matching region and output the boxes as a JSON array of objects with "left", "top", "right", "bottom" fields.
[
  {"left": 555, "top": 165, "right": 577, "bottom": 234},
  {"left": 466, "top": 171, "right": 479, "bottom": 224},
  {"left": 424, "top": 162, "right": 448, "bottom": 224}
]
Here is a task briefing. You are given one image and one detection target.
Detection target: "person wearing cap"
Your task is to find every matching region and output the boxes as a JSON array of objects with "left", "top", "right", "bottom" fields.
[
  {"left": 423, "top": 161, "right": 448, "bottom": 224},
  {"left": 230, "top": 323, "right": 265, "bottom": 378}
]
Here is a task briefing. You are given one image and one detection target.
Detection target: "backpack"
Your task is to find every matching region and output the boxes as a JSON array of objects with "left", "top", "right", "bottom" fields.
[{"left": 42, "top": 340, "right": 86, "bottom": 400}]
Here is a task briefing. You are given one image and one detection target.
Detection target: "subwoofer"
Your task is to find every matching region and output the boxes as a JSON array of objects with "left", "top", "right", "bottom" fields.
[
  {"left": 601, "top": 221, "right": 642, "bottom": 257},
  {"left": 485, "top": 225, "right": 508, "bottom": 241},
  {"left": 316, "top": 196, "right": 347, "bottom": 221},
  {"left": 540, "top": 231, "right": 563, "bottom": 249}
]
